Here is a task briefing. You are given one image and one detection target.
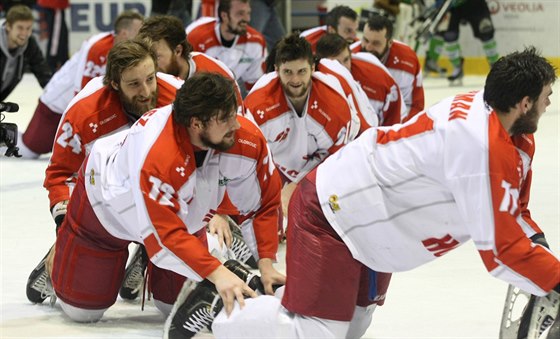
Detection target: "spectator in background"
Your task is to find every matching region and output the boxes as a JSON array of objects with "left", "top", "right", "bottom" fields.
[
  {"left": 249, "top": 0, "right": 285, "bottom": 53},
  {"left": 300, "top": 5, "right": 359, "bottom": 53},
  {"left": 36, "top": 0, "right": 69, "bottom": 72},
  {"left": 0, "top": 4, "right": 51, "bottom": 101}
]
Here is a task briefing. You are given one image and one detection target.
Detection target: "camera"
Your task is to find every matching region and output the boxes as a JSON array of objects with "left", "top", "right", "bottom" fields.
[{"left": 0, "top": 102, "right": 21, "bottom": 157}]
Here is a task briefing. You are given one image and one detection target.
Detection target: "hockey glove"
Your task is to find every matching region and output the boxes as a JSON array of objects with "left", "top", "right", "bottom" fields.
[
  {"left": 51, "top": 200, "right": 68, "bottom": 233},
  {"left": 530, "top": 233, "right": 550, "bottom": 249}
]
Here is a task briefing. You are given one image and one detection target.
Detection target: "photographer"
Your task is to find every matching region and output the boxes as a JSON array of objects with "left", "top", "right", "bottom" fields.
[{"left": 0, "top": 5, "right": 52, "bottom": 101}]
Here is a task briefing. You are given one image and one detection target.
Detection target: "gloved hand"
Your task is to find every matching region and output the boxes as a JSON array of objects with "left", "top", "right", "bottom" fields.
[
  {"left": 530, "top": 233, "right": 550, "bottom": 249},
  {"left": 51, "top": 200, "right": 68, "bottom": 233}
]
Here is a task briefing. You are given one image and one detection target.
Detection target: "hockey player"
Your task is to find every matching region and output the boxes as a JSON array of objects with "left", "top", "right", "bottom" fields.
[
  {"left": 50, "top": 72, "right": 284, "bottom": 323},
  {"left": 16, "top": 10, "right": 144, "bottom": 159},
  {"left": 186, "top": 0, "right": 267, "bottom": 94},
  {"left": 300, "top": 5, "right": 359, "bottom": 53},
  {"left": 137, "top": 15, "right": 243, "bottom": 108},
  {"left": 25, "top": 38, "right": 184, "bottom": 306},
  {"left": 443, "top": 0, "right": 499, "bottom": 84},
  {"left": 316, "top": 33, "right": 405, "bottom": 126},
  {"left": 175, "top": 46, "right": 559, "bottom": 338},
  {"left": 354, "top": 14, "right": 425, "bottom": 120},
  {"left": 137, "top": 14, "right": 259, "bottom": 268},
  {"left": 244, "top": 34, "right": 359, "bottom": 217}
]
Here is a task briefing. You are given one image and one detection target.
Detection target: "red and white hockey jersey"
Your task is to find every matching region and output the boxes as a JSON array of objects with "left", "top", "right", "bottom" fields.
[
  {"left": 245, "top": 71, "right": 358, "bottom": 183},
  {"left": 188, "top": 51, "right": 243, "bottom": 108},
  {"left": 300, "top": 25, "right": 359, "bottom": 53},
  {"left": 351, "top": 40, "right": 424, "bottom": 119},
  {"left": 44, "top": 73, "right": 182, "bottom": 209},
  {"left": 316, "top": 90, "right": 559, "bottom": 296},
  {"left": 350, "top": 52, "right": 404, "bottom": 126},
  {"left": 84, "top": 111, "right": 281, "bottom": 280},
  {"left": 315, "top": 58, "right": 376, "bottom": 132},
  {"left": 186, "top": 17, "right": 267, "bottom": 88},
  {"left": 40, "top": 32, "right": 114, "bottom": 114}
]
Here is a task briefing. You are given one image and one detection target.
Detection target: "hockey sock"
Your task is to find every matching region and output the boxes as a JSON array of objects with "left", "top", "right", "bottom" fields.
[
  {"left": 445, "top": 40, "right": 462, "bottom": 68},
  {"left": 426, "top": 35, "right": 445, "bottom": 62},
  {"left": 482, "top": 38, "right": 499, "bottom": 66}
]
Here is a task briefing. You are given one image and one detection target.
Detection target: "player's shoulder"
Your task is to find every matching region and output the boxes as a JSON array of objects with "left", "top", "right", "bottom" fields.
[
  {"left": 186, "top": 17, "right": 216, "bottom": 35},
  {"left": 244, "top": 25, "right": 266, "bottom": 45},
  {"left": 228, "top": 115, "right": 268, "bottom": 158},
  {"left": 387, "top": 41, "right": 420, "bottom": 71},
  {"left": 190, "top": 52, "right": 235, "bottom": 78}
]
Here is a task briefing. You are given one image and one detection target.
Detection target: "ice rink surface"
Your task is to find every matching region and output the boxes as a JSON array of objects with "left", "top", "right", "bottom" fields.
[{"left": 1, "top": 74, "right": 558, "bottom": 338}]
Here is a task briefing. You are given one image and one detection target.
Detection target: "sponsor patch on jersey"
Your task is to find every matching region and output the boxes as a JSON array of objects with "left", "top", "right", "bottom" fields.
[
  {"left": 89, "top": 168, "right": 95, "bottom": 185},
  {"left": 328, "top": 194, "right": 340, "bottom": 212}
]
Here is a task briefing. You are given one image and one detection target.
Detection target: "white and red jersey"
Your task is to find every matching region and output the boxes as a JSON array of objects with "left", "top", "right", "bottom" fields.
[
  {"left": 44, "top": 73, "right": 182, "bottom": 209},
  {"left": 245, "top": 71, "right": 358, "bottom": 183},
  {"left": 315, "top": 58, "right": 376, "bottom": 132},
  {"left": 300, "top": 25, "right": 359, "bottom": 53},
  {"left": 40, "top": 32, "right": 114, "bottom": 114},
  {"left": 188, "top": 51, "right": 243, "bottom": 107},
  {"left": 83, "top": 111, "right": 281, "bottom": 281},
  {"left": 316, "top": 90, "right": 559, "bottom": 296},
  {"left": 350, "top": 52, "right": 404, "bottom": 126},
  {"left": 186, "top": 17, "right": 267, "bottom": 88},
  {"left": 351, "top": 40, "right": 424, "bottom": 119}
]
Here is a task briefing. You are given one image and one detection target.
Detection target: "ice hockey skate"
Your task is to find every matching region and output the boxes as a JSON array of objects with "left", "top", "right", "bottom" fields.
[
  {"left": 163, "top": 279, "right": 223, "bottom": 339},
  {"left": 26, "top": 246, "right": 56, "bottom": 305},
  {"left": 448, "top": 57, "right": 464, "bottom": 86},
  {"left": 228, "top": 223, "right": 258, "bottom": 269},
  {"left": 500, "top": 285, "right": 559, "bottom": 339},
  {"left": 424, "top": 58, "right": 447, "bottom": 78},
  {"left": 119, "top": 244, "right": 148, "bottom": 300}
]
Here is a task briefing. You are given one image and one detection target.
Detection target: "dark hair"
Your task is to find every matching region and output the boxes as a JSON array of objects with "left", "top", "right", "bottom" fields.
[
  {"left": 218, "top": 0, "right": 250, "bottom": 22},
  {"left": 173, "top": 73, "right": 238, "bottom": 127},
  {"left": 103, "top": 38, "right": 157, "bottom": 86},
  {"left": 484, "top": 46, "right": 556, "bottom": 113},
  {"left": 366, "top": 14, "right": 393, "bottom": 40},
  {"left": 6, "top": 5, "right": 33, "bottom": 25},
  {"left": 316, "top": 33, "right": 350, "bottom": 61},
  {"left": 138, "top": 15, "right": 193, "bottom": 60},
  {"left": 114, "top": 10, "right": 144, "bottom": 34},
  {"left": 325, "top": 5, "right": 357, "bottom": 29},
  {"left": 274, "top": 34, "right": 314, "bottom": 68}
]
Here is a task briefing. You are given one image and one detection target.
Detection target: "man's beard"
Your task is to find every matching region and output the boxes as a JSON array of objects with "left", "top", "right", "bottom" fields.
[
  {"left": 200, "top": 129, "right": 236, "bottom": 152},
  {"left": 165, "top": 53, "right": 181, "bottom": 77},
  {"left": 227, "top": 21, "right": 247, "bottom": 36},
  {"left": 280, "top": 79, "right": 311, "bottom": 101},
  {"left": 370, "top": 44, "right": 389, "bottom": 61},
  {"left": 120, "top": 88, "right": 158, "bottom": 120},
  {"left": 510, "top": 104, "right": 540, "bottom": 136}
]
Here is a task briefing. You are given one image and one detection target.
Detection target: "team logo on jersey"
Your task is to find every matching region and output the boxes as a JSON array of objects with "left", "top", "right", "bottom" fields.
[
  {"left": 219, "top": 176, "right": 231, "bottom": 186},
  {"left": 422, "top": 234, "right": 459, "bottom": 257},
  {"left": 89, "top": 168, "right": 95, "bottom": 185},
  {"left": 89, "top": 122, "right": 98, "bottom": 133},
  {"left": 328, "top": 194, "right": 340, "bottom": 212},
  {"left": 311, "top": 100, "right": 318, "bottom": 110},
  {"left": 274, "top": 128, "right": 290, "bottom": 142},
  {"left": 256, "top": 109, "right": 264, "bottom": 119},
  {"left": 393, "top": 56, "right": 400, "bottom": 65},
  {"left": 176, "top": 166, "right": 186, "bottom": 177}
]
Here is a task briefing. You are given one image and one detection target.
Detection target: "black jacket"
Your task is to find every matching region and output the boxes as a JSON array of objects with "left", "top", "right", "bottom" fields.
[{"left": 0, "top": 33, "right": 52, "bottom": 101}]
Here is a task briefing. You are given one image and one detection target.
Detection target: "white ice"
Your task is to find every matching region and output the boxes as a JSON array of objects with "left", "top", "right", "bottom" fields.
[{"left": 1, "top": 74, "right": 558, "bottom": 338}]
